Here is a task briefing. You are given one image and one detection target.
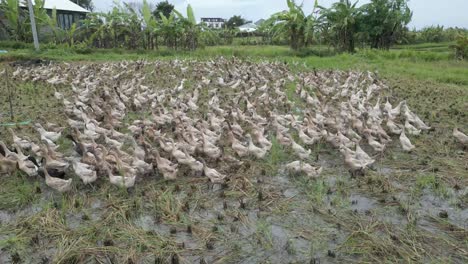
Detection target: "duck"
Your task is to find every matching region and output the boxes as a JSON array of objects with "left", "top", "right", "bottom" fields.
[
  {"left": 202, "top": 133, "right": 222, "bottom": 159},
  {"left": 42, "top": 159, "right": 72, "bottom": 192},
  {"left": 13, "top": 144, "right": 38, "bottom": 177},
  {"left": 0, "top": 141, "right": 17, "bottom": 160},
  {"left": 340, "top": 148, "right": 371, "bottom": 176},
  {"left": 8, "top": 128, "right": 32, "bottom": 150},
  {"left": 154, "top": 150, "right": 178, "bottom": 180},
  {"left": 289, "top": 136, "right": 311, "bottom": 160},
  {"left": 35, "top": 123, "right": 61, "bottom": 143},
  {"left": 453, "top": 128, "right": 468, "bottom": 146},
  {"left": 367, "top": 134, "right": 385, "bottom": 152},
  {"left": 0, "top": 156, "right": 17, "bottom": 175},
  {"left": 404, "top": 108, "right": 431, "bottom": 130},
  {"left": 388, "top": 100, "right": 405, "bottom": 120},
  {"left": 386, "top": 119, "right": 403, "bottom": 135},
  {"left": 285, "top": 161, "right": 302, "bottom": 173},
  {"left": 296, "top": 125, "right": 318, "bottom": 146},
  {"left": 228, "top": 131, "right": 249, "bottom": 158},
  {"left": 252, "top": 129, "right": 272, "bottom": 150},
  {"left": 285, "top": 161, "right": 322, "bottom": 178},
  {"left": 246, "top": 134, "right": 267, "bottom": 159},
  {"left": 404, "top": 120, "right": 421, "bottom": 136},
  {"left": 130, "top": 136, "right": 145, "bottom": 161},
  {"left": 202, "top": 162, "right": 226, "bottom": 183},
  {"left": 71, "top": 159, "right": 97, "bottom": 184},
  {"left": 355, "top": 144, "right": 375, "bottom": 166},
  {"left": 106, "top": 165, "right": 136, "bottom": 188},
  {"left": 301, "top": 163, "right": 322, "bottom": 178},
  {"left": 400, "top": 130, "right": 415, "bottom": 152},
  {"left": 43, "top": 147, "right": 69, "bottom": 173},
  {"left": 276, "top": 129, "right": 292, "bottom": 146}
]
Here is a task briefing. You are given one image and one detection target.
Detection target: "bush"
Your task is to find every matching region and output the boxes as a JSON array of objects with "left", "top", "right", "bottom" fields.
[
  {"left": 0, "top": 41, "right": 33, "bottom": 49},
  {"left": 451, "top": 34, "right": 468, "bottom": 60},
  {"left": 72, "top": 43, "right": 93, "bottom": 54}
]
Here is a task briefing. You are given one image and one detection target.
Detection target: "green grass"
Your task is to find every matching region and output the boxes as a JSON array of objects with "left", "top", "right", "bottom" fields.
[
  {"left": 2, "top": 43, "right": 467, "bottom": 86},
  {"left": 0, "top": 172, "right": 40, "bottom": 210},
  {"left": 0, "top": 42, "right": 467, "bottom": 263}
]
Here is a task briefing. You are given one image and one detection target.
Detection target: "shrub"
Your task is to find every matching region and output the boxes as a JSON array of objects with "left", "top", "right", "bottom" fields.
[{"left": 451, "top": 34, "right": 468, "bottom": 60}]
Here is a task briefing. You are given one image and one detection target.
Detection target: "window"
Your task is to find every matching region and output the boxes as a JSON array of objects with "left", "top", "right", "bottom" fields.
[
  {"left": 58, "top": 13, "right": 65, "bottom": 29},
  {"left": 64, "top": 14, "right": 69, "bottom": 29}
]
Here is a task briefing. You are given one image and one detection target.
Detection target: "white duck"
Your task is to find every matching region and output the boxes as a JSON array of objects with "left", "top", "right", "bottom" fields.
[
  {"left": 246, "top": 134, "right": 267, "bottom": 159},
  {"left": 202, "top": 161, "right": 226, "bottom": 183},
  {"left": 404, "top": 120, "right": 421, "bottom": 136},
  {"left": 71, "top": 159, "right": 97, "bottom": 184},
  {"left": 453, "top": 128, "right": 468, "bottom": 146},
  {"left": 9, "top": 128, "right": 31, "bottom": 150},
  {"left": 43, "top": 160, "right": 72, "bottom": 193},
  {"left": 154, "top": 150, "right": 178, "bottom": 180},
  {"left": 290, "top": 136, "right": 311, "bottom": 160},
  {"left": 400, "top": 130, "right": 415, "bottom": 152},
  {"left": 35, "top": 123, "right": 61, "bottom": 143}
]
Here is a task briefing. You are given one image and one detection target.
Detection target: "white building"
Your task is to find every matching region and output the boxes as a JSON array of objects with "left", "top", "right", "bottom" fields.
[
  {"left": 239, "top": 23, "right": 257, "bottom": 33},
  {"left": 201, "top": 18, "right": 226, "bottom": 29}
]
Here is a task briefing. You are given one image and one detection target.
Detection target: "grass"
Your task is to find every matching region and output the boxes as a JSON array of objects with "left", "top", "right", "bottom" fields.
[
  {"left": 0, "top": 43, "right": 467, "bottom": 263},
  {"left": 1, "top": 43, "right": 468, "bottom": 87},
  {"left": 0, "top": 172, "right": 40, "bottom": 210}
]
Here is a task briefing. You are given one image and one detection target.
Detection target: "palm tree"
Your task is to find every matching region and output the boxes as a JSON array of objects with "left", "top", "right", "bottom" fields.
[
  {"left": 266, "top": 0, "right": 317, "bottom": 50},
  {"left": 319, "top": 0, "right": 361, "bottom": 53}
]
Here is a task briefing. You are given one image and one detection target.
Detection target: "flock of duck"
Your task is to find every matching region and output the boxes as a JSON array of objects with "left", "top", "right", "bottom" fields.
[{"left": 1, "top": 59, "right": 466, "bottom": 192}]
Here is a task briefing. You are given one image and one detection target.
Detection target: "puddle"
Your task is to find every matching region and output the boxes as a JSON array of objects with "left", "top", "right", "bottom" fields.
[{"left": 349, "top": 194, "right": 376, "bottom": 213}]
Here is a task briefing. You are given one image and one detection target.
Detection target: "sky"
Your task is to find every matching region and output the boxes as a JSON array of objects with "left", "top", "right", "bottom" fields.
[{"left": 93, "top": 0, "right": 468, "bottom": 29}]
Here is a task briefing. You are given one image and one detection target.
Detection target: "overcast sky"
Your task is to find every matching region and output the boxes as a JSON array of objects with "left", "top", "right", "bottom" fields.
[{"left": 93, "top": 0, "right": 468, "bottom": 29}]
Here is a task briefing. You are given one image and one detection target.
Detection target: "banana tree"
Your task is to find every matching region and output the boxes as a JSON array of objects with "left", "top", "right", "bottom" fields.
[
  {"left": 319, "top": 0, "right": 362, "bottom": 53},
  {"left": 0, "top": 0, "right": 28, "bottom": 41},
  {"left": 142, "top": 0, "right": 159, "bottom": 49},
  {"left": 173, "top": 4, "right": 201, "bottom": 50},
  {"left": 266, "top": 0, "right": 317, "bottom": 50},
  {"left": 159, "top": 11, "right": 181, "bottom": 49}
]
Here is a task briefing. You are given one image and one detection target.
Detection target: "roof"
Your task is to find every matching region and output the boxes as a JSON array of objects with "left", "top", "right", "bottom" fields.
[
  {"left": 201, "top": 18, "right": 225, "bottom": 22},
  {"left": 239, "top": 23, "right": 257, "bottom": 32},
  {"left": 19, "top": 0, "right": 90, "bottom": 13},
  {"left": 239, "top": 23, "right": 257, "bottom": 29}
]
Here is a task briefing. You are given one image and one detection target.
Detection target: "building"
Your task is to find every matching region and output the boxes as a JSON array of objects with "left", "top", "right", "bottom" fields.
[
  {"left": 22, "top": 0, "right": 90, "bottom": 29},
  {"left": 0, "top": 0, "right": 90, "bottom": 32},
  {"left": 239, "top": 23, "right": 257, "bottom": 33},
  {"left": 201, "top": 18, "right": 226, "bottom": 29}
]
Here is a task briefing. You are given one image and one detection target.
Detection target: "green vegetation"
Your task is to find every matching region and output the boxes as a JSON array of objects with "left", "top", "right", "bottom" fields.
[{"left": 2, "top": 43, "right": 467, "bottom": 85}]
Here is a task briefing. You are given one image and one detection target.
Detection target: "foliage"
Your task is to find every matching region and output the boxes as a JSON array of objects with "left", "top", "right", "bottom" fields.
[
  {"left": 0, "top": 0, "right": 51, "bottom": 42},
  {"left": 360, "top": 0, "right": 412, "bottom": 49},
  {"left": 319, "top": 0, "right": 361, "bottom": 53},
  {"left": 266, "top": 0, "right": 317, "bottom": 50},
  {"left": 226, "top": 15, "right": 247, "bottom": 29},
  {"left": 153, "top": 0, "right": 174, "bottom": 20},
  {"left": 450, "top": 34, "right": 468, "bottom": 60}
]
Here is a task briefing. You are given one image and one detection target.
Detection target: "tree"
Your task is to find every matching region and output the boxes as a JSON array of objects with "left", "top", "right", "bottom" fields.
[
  {"left": 226, "top": 15, "right": 246, "bottom": 29},
  {"left": 0, "top": 0, "right": 50, "bottom": 42},
  {"left": 266, "top": 0, "right": 317, "bottom": 50},
  {"left": 361, "top": 0, "right": 412, "bottom": 49},
  {"left": 153, "top": 1, "right": 174, "bottom": 20},
  {"left": 70, "top": 0, "right": 94, "bottom": 11},
  {"left": 319, "top": 0, "right": 361, "bottom": 53}
]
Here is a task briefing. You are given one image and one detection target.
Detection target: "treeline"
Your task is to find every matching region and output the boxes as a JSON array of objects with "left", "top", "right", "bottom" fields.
[
  {"left": 403, "top": 26, "right": 468, "bottom": 44},
  {"left": 0, "top": 0, "right": 467, "bottom": 59}
]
